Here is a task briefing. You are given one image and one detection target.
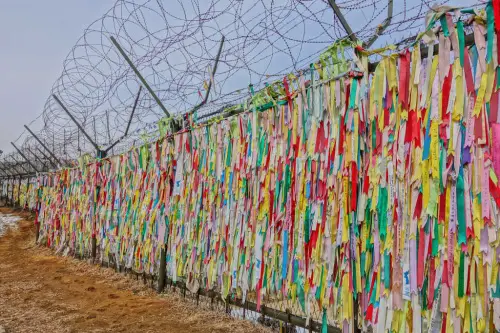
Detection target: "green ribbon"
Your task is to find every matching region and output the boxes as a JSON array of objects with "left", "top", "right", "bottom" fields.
[
  {"left": 360, "top": 252, "right": 366, "bottom": 279},
  {"left": 384, "top": 251, "right": 391, "bottom": 289},
  {"left": 349, "top": 79, "right": 358, "bottom": 110},
  {"left": 458, "top": 251, "right": 465, "bottom": 297},
  {"left": 226, "top": 140, "right": 232, "bottom": 167},
  {"left": 371, "top": 120, "right": 377, "bottom": 153},
  {"left": 457, "top": 172, "right": 466, "bottom": 246},
  {"left": 282, "top": 165, "right": 291, "bottom": 211},
  {"left": 263, "top": 264, "right": 268, "bottom": 289},
  {"left": 457, "top": 21, "right": 465, "bottom": 67},
  {"left": 460, "top": 8, "right": 475, "bottom": 14},
  {"left": 486, "top": 2, "right": 494, "bottom": 64},
  {"left": 493, "top": 274, "right": 500, "bottom": 298},
  {"left": 316, "top": 266, "right": 324, "bottom": 300},
  {"left": 432, "top": 219, "right": 439, "bottom": 256},
  {"left": 439, "top": 145, "right": 445, "bottom": 192},
  {"left": 497, "top": 67, "right": 500, "bottom": 89},
  {"left": 422, "top": 277, "right": 428, "bottom": 309},
  {"left": 369, "top": 277, "right": 378, "bottom": 305},
  {"left": 322, "top": 309, "right": 328, "bottom": 333},
  {"left": 377, "top": 187, "right": 388, "bottom": 241},
  {"left": 439, "top": 15, "right": 450, "bottom": 37},
  {"left": 249, "top": 84, "right": 255, "bottom": 96},
  {"left": 257, "top": 133, "right": 266, "bottom": 167},
  {"left": 304, "top": 205, "right": 310, "bottom": 243}
]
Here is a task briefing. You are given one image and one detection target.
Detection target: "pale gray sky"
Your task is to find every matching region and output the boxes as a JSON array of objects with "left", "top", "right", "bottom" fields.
[
  {"left": 0, "top": 0, "right": 481, "bottom": 157},
  {"left": 0, "top": 1, "right": 112, "bottom": 154}
]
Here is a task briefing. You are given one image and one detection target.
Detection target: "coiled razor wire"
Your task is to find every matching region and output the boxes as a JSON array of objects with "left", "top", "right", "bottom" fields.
[{"left": 1, "top": 0, "right": 481, "bottom": 169}]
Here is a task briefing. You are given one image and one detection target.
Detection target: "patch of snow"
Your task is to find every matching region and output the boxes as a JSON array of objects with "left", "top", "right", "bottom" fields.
[{"left": 0, "top": 213, "right": 21, "bottom": 236}]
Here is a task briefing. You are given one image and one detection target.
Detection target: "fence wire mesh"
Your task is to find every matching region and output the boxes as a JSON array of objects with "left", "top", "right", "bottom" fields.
[
  {"left": 0, "top": 0, "right": 486, "bottom": 332},
  {"left": 1, "top": 0, "right": 476, "bottom": 168}
]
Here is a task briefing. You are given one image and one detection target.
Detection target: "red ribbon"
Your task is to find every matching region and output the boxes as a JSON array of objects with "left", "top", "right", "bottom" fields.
[{"left": 398, "top": 50, "right": 411, "bottom": 110}]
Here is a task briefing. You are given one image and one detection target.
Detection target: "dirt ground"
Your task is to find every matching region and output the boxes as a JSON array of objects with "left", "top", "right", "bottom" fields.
[{"left": 0, "top": 207, "right": 268, "bottom": 333}]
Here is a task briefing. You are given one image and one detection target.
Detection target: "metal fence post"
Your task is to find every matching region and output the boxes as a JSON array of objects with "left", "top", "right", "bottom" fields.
[
  {"left": 16, "top": 176, "right": 21, "bottom": 207},
  {"left": 24, "top": 125, "right": 62, "bottom": 167},
  {"left": 6, "top": 177, "right": 10, "bottom": 206},
  {"left": 110, "top": 36, "right": 170, "bottom": 117},
  {"left": 157, "top": 247, "right": 167, "bottom": 293}
]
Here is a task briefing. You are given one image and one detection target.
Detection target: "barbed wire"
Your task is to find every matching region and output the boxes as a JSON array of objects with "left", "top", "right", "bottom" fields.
[{"left": 0, "top": 0, "right": 480, "bottom": 172}]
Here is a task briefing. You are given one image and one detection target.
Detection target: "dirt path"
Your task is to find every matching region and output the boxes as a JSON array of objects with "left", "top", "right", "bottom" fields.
[{"left": 0, "top": 208, "right": 266, "bottom": 333}]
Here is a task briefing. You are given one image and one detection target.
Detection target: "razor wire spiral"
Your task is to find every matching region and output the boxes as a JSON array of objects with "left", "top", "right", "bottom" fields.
[{"left": 1, "top": 0, "right": 477, "bottom": 169}]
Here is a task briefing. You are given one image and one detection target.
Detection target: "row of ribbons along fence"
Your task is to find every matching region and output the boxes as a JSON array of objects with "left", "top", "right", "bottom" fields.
[{"left": 2, "top": 4, "right": 500, "bottom": 333}]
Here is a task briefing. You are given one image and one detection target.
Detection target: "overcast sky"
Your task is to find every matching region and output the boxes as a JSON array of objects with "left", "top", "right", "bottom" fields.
[
  {"left": 0, "top": 0, "right": 480, "bottom": 156},
  {"left": 0, "top": 1, "right": 112, "bottom": 154}
]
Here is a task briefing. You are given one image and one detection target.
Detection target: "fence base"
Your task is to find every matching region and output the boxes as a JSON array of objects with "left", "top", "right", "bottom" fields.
[
  {"left": 157, "top": 247, "right": 167, "bottom": 292},
  {"left": 91, "top": 237, "right": 97, "bottom": 262}
]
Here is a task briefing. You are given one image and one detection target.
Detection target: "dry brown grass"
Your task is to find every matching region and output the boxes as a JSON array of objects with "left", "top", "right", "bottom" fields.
[{"left": 0, "top": 208, "right": 270, "bottom": 333}]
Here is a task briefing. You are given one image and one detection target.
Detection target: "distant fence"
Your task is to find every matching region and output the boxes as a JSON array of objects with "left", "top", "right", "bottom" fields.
[{"left": 2, "top": 6, "right": 500, "bottom": 333}]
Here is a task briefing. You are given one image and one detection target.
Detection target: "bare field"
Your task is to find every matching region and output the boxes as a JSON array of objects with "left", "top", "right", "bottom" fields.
[{"left": 0, "top": 208, "right": 268, "bottom": 333}]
